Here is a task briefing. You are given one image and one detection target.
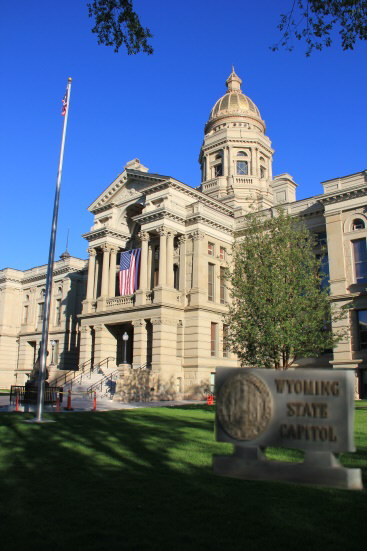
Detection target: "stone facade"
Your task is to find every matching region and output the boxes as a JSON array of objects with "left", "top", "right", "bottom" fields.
[{"left": 1, "top": 69, "right": 367, "bottom": 398}]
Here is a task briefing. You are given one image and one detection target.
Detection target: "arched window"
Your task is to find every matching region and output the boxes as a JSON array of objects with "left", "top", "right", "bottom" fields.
[
  {"left": 40, "top": 288, "right": 46, "bottom": 298},
  {"left": 353, "top": 219, "right": 365, "bottom": 231},
  {"left": 237, "top": 151, "right": 247, "bottom": 157}
]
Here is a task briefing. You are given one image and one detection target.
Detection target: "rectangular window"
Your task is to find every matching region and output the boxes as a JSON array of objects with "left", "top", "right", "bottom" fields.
[
  {"left": 223, "top": 324, "right": 229, "bottom": 358},
  {"left": 237, "top": 161, "right": 248, "bottom": 175},
  {"left": 315, "top": 232, "right": 327, "bottom": 247},
  {"left": 211, "top": 323, "right": 217, "bottom": 357},
  {"left": 55, "top": 299, "right": 61, "bottom": 326},
  {"left": 23, "top": 305, "right": 28, "bottom": 324},
  {"left": 219, "top": 246, "right": 226, "bottom": 260},
  {"left": 208, "top": 263, "right": 215, "bottom": 301},
  {"left": 52, "top": 340, "right": 59, "bottom": 365},
  {"left": 220, "top": 267, "right": 226, "bottom": 304},
  {"left": 352, "top": 239, "right": 367, "bottom": 283},
  {"left": 316, "top": 253, "right": 329, "bottom": 290},
  {"left": 208, "top": 242, "right": 215, "bottom": 256},
  {"left": 214, "top": 164, "right": 222, "bottom": 177},
  {"left": 357, "top": 310, "right": 367, "bottom": 349},
  {"left": 38, "top": 302, "right": 44, "bottom": 322}
]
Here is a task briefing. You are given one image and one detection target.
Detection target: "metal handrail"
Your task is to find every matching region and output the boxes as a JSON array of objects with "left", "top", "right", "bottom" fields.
[
  {"left": 87, "top": 369, "right": 120, "bottom": 394},
  {"left": 50, "top": 356, "right": 115, "bottom": 388},
  {"left": 50, "top": 357, "right": 94, "bottom": 387}
]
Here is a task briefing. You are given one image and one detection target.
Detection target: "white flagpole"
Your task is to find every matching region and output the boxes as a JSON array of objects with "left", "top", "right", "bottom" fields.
[{"left": 33, "top": 77, "right": 72, "bottom": 422}]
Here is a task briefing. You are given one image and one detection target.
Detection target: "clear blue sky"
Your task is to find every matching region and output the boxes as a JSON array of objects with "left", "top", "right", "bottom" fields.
[{"left": 1, "top": 0, "right": 366, "bottom": 270}]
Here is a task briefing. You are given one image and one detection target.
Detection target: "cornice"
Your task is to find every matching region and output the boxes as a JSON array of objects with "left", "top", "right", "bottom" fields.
[
  {"left": 133, "top": 208, "right": 186, "bottom": 226},
  {"left": 185, "top": 214, "right": 234, "bottom": 234},
  {"left": 319, "top": 185, "right": 367, "bottom": 206},
  {"left": 92, "top": 203, "right": 116, "bottom": 215},
  {"left": 82, "top": 228, "right": 130, "bottom": 243},
  {"left": 22, "top": 266, "right": 84, "bottom": 285},
  {"left": 201, "top": 138, "right": 273, "bottom": 156},
  {"left": 0, "top": 277, "right": 22, "bottom": 285}
]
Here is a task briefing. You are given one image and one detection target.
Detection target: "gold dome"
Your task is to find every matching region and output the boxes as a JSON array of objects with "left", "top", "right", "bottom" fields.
[{"left": 206, "top": 68, "right": 263, "bottom": 131}]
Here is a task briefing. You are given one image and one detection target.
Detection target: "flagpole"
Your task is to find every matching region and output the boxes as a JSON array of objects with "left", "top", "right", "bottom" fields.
[{"left": 33, "top": 77, "right": 72, "bottom": 422}]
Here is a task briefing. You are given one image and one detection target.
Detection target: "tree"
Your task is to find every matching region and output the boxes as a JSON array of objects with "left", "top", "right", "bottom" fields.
[
  {"left": 273, "top": 1, "right": 367, "bottom": 55},
  {"left": 225, "top": 210, "right": 347, "bottom": 369},
  {"left": 87, "top": 0, "right": 153, "bottom": 55}
]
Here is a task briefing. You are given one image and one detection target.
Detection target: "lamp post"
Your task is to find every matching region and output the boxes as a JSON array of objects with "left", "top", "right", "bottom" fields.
[
  {"left": 50, "top": 340, "right": 56, "bottom": 366},
  {"left": 122, "top": 331, "right": 129, "bottom": 365}
]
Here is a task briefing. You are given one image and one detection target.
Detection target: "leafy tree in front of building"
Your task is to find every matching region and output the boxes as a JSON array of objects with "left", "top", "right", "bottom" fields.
[
  {"left": 226, "top": 210, "right": 347, "bottom": 369},
  {"left": 273, "top": 0, "right": 367, "bottom": 55}
]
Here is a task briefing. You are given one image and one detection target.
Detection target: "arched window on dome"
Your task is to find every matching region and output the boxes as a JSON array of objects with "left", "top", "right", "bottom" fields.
[
  {"left": 236, "top": 151, "right": 248, "bottom": 175},
  {"left": 353, "top": 219, "right": 365, "bottom": 231}
]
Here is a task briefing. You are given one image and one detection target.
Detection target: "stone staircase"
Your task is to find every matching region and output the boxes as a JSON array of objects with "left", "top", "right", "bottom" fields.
[{"left": 64, "top": 363, "right": 120, "bottom": 402}]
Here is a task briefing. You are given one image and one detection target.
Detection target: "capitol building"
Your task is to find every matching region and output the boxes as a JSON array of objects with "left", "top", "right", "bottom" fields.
[{"left": 1, "top": 69, "right": 366, "bottom": 398}]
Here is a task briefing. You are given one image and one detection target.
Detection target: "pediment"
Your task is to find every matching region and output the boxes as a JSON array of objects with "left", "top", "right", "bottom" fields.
[{"left": 88, "top": 168, "right": 167, "bottom": 213}]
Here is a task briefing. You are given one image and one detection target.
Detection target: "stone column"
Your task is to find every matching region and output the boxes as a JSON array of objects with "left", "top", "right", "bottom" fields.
[
  {"left": 132, "top": 319, "right": 147, "bottom": 368},
  {"left": 78, "top": 325, "right": 92, "bottom": 367},
  {"left": 100, "top": 244, "right": 111, "bottom": 297},
  {"left": 223, "top": 146, "right": 228, "bottom": 176},
  {"left": 158, "top": 227, "right": 167, "bottom": 286},
  {"left": 166, "top": 230, "right": 175, "bottom": 287},
  {"left": 108, "top": 247, "right": 118, "bottom": 297},
  {"left": 178, "top": 235, "right": 187, "bottom": 291},
  {"left": 147, "top": 243, "right": 152, "bottom": 289},
  {"left": 191, "top": 231, "right": 205, "bottom": 289},
  {"left": 138, "top": 231, "right": 149, "bottom": 291},
  {"left": 86, "top": 248, "right": 97, "bottom": 300},
  {"left": 93, "top": 324, "right": 116, "bottom": 366},
  {"left": 151, "top": 317, "right": 179, "bottom": 391}
]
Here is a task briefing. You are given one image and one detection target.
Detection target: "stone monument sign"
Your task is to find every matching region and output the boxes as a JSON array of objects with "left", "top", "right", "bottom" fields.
[{"left": 214, "top": 368, "right": 363, "bottom": 490}]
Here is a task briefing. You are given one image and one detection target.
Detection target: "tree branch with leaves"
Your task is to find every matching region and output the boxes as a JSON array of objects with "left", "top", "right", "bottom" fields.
[
  {"left": 273, "top": 0, "right": 367, "bottom": 55},
  {"left": 87, "top": 0, "right": 153, "bottom": 54}
]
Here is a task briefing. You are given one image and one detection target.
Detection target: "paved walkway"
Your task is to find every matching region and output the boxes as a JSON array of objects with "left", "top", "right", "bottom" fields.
[{"left": 0, "top": 394, "right": 205, "bottom": 413}]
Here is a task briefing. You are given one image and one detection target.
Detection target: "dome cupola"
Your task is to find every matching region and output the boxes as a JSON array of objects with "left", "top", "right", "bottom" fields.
[{"left": 205, "top": 67, "right": 265, "bottom": 135}]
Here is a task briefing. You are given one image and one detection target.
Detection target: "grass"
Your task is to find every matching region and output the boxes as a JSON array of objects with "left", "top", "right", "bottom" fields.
[{"left": 0, "top": 402, "right": 366, "bottom": 551}]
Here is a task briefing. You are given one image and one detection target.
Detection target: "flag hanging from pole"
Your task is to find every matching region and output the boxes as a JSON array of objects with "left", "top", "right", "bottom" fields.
[
  {"left": 119, "top": 249, "right": 141, "bottom": 296},
  {"left": 61, "top": 88, "right": 69, "bottom": 116}
]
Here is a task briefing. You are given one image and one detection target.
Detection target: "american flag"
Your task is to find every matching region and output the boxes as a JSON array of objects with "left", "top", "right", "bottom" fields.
[
  {"left": 119, "top": 248, "right": 141, "bottom": 296},
  {"left": 61, "top": 88, "right": 68, "bottom": 116}
]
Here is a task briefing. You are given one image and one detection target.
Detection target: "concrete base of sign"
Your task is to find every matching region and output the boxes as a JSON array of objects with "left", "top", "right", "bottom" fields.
[{"left": 213, "top": 446, "right": 363, "bottom": 490}]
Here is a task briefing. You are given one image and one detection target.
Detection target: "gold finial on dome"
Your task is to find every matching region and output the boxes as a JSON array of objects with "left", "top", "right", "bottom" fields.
[{"left": 226, "top": 66, "right": 242, "bottom": 92}]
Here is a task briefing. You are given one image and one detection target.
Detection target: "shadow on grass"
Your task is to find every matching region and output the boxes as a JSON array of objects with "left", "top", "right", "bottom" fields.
[{"left": 0, "top": 407, "right": 366, "bottom": 551}]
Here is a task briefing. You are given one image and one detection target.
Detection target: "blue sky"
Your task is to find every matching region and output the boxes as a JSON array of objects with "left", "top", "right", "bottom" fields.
[{"left": 1, "top": 0, "right": 366, "bottom": 270}]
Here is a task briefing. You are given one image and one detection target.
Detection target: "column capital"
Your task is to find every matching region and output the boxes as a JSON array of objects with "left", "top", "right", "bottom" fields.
[
  {"left": 88, "top": 247, "right": 97, "bottom": 256},
  {"left": 157, "top": 226, "right": 169, "bottom": 237},
  {"left": 178, "top": 235, "right": 187, "bottom": 245},
  {"left": 138, "top": 231, "right": 150, "bottom": 242},
  {"left": 190, "top": 230, "right": 205, "bottom": 241},
  {"left": 101, "top": 243, "right": 112, "bottom": 253},
  {"left": 132, "top": 318, "right": 146, "bottom": 327}
]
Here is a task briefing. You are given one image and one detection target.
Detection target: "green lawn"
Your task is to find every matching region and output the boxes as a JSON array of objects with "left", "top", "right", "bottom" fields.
[{"left": 0, "top": 403, "right": 366, "bottom": 551}]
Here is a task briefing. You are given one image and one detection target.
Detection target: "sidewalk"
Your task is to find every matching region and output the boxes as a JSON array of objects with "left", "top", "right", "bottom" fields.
[{"left": 0, "top": 394, "right": 205, "bottom": 412}]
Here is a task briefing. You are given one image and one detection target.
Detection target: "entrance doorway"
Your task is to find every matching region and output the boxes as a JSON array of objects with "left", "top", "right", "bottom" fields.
[{"left": 107, "top": 323, "right": 134, "bottom": 365}]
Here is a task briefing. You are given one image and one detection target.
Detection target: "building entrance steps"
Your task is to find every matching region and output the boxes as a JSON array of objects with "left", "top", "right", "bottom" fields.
[{"left": 64, "top": 363, "right": 119, "bottom": 401}]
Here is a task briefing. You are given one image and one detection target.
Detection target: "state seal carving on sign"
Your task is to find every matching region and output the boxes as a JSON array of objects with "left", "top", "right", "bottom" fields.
[{"left": 217, "top": 372, "right": 272, "bottom": 441}]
